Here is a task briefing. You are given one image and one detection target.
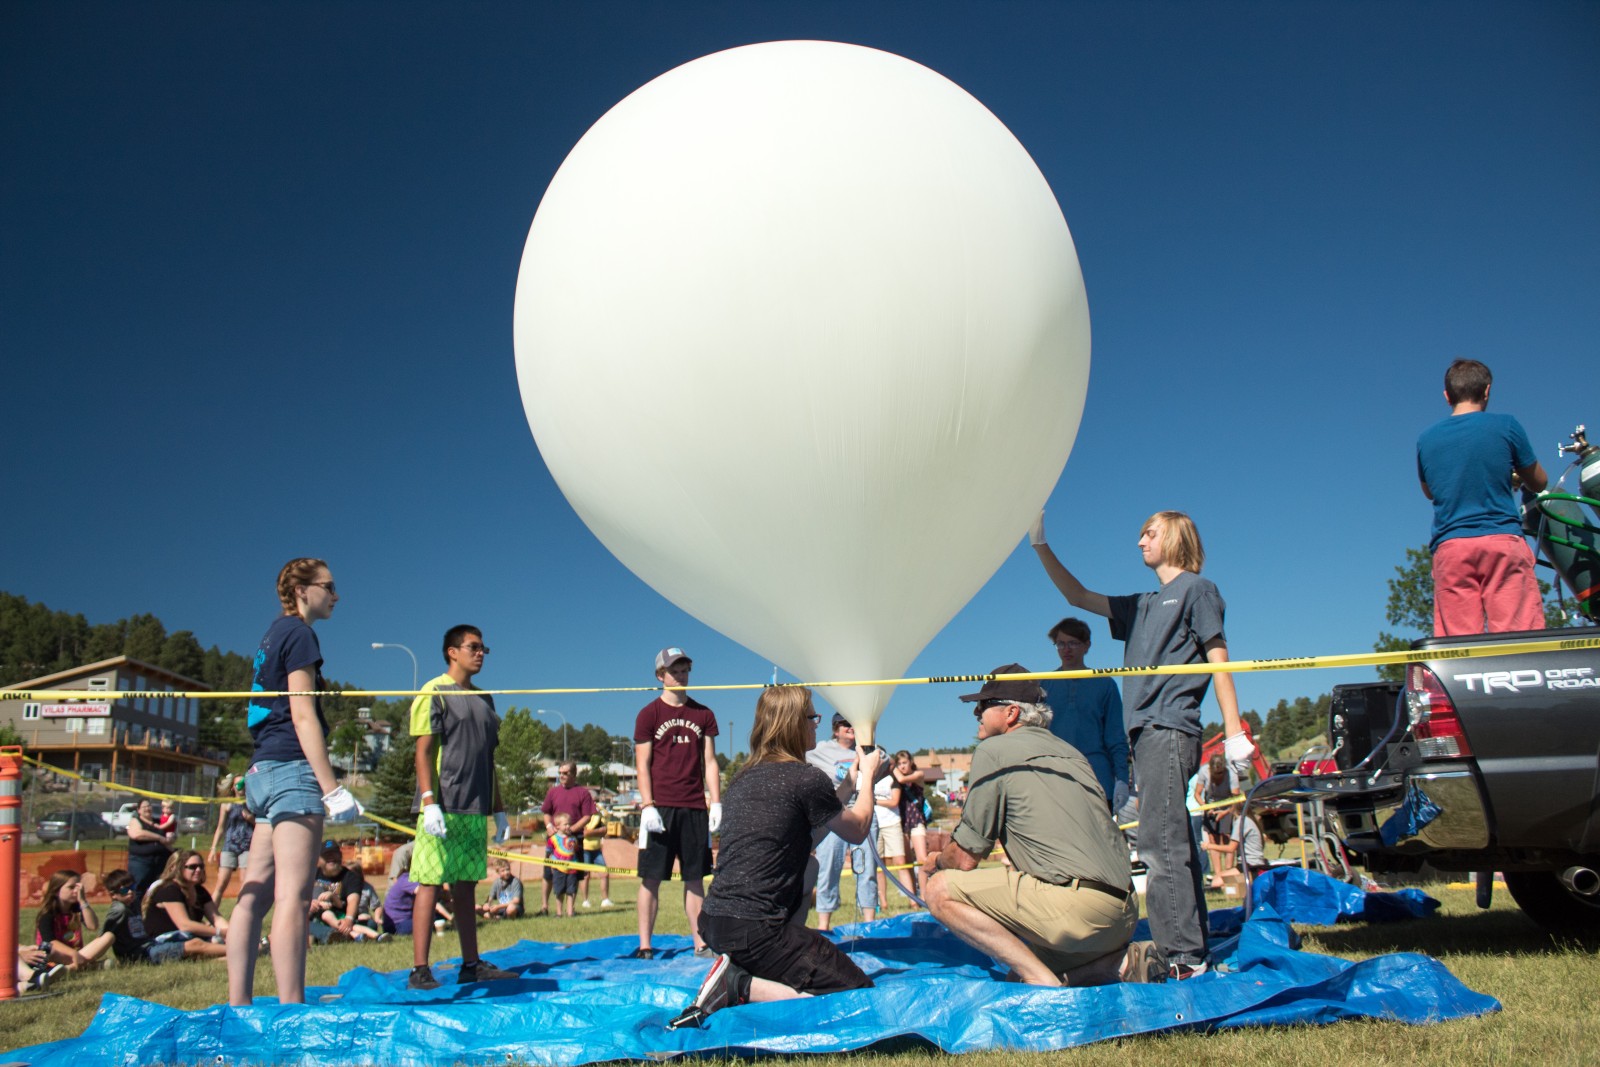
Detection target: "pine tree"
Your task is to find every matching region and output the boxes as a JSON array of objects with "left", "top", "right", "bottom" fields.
[{"left": 368, "top": 735, "right": 418, "bottom": 835}]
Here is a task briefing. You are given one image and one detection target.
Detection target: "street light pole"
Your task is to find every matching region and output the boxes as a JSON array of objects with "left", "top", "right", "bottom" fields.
[
  {"left": 371, "top": 642, "right": 418, "bottom": 693},
  {"left": 353, "top": 707, "right": 372, "bottom": 774},
  {"left": 537, "top": 707, "right": 568, "bottom": 763}
]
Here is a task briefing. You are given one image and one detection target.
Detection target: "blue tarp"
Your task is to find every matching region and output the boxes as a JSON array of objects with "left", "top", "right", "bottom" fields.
[
  {"left": 9, "top": 896, "right": 1493, "bottom": 1067},
  {"left": 1250, "top": 866, "right": 1441, "bottom": 926}
]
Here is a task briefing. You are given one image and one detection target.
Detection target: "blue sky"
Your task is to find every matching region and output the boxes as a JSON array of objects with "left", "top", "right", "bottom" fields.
[{"left": 4, "top": 2, "right": 1597, "bottom": 753}]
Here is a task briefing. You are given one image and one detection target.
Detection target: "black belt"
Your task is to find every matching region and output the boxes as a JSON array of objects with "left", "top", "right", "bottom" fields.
[{"left": 1065, "top": 876, "right": 1132, "bottom": 902}]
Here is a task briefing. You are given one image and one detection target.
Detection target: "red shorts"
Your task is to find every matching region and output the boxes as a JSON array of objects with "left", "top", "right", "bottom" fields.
[{"left": 1431, "top": 534, "right": 1543, "bottom": 636}]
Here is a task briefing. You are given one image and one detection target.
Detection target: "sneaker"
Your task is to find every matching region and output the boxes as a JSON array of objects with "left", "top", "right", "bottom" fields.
[
  {"left": 1120, "top": 941, "right": 1169, "bottom": 984},
  {"left": 693, "top": 945, "right": 716, "bottom": 958},
  {"left": 1169, "top": 960, "right": 1209, "bottom": 981},
  {"left": 374, "top": 932, "right": 391, "bottom": 943},
  {"left": 627, "top": 946, "right": 655, "bottom": 960},
  {"left": 26, "top": 963, "right": 65, "bottom": 992},
  {"left": 667, "top": 952, "right": 750, "bottom": 1030},
  {"left": 581, "top": 899, "right": 592, "bottom": 908},
  {"left": 601, "top": 898, "right": 615, "bottom": 908},
  {"left": 459, "top": 960, "right": 518, "bottom": 983},
  {"left": 407, "top": 965, "right": 440, "bottom": 990}
]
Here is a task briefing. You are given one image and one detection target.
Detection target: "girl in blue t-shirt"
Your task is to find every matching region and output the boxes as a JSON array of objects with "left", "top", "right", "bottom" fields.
[{"left": 226, "top": 558, "right": 357, "bottom": 1007}]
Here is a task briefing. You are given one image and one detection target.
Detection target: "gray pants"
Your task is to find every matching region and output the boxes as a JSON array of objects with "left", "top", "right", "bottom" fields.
[{"left": 1133, "top": 725, "right": 1208, "bottom": 966}]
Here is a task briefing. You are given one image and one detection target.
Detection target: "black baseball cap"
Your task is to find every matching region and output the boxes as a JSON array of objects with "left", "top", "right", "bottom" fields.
[{"left": 959, "top": 664, "right": 1046, "bottom": 705}]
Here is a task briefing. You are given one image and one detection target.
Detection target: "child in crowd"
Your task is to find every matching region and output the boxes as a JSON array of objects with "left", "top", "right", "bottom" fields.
[
  {"left": 34, "top": 870, "right": 113, "bottom": 970},
  {"left": 1195, "top": 752, "right": 1241, "bottom": 889},
  {"left": 892, "top": 750, "right": 931, "bottom": 899},
  {"left": 359, "top": 876, "right": 384, "bottom": 932},
  {"left": 207, "top": 774, "right": 255, "bottom": 900},
  {"left": 478, "top": 858, "right": 525, "bottom": 920},
  {"left": 546, "top": 814, "right": 579, "bottom": 917},
  {"left": 310, "top": 842, "right": 384, "bottom": 942},
  {"left": 1204, "top": 811, "right": 1266, "bottom": 888},
  {"left": 103, "top": 868, "right": 227, "bottom": 963}
]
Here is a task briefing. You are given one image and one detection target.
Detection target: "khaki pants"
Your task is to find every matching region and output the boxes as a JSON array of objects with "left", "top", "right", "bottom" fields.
[{"left": 941, "top": 866, "right": 1137, "bottom": 973}]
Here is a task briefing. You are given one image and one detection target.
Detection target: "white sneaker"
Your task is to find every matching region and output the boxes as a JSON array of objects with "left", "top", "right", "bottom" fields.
[
  {"left": 601, "top": 898, "right": 614, "bottom": 907},
  {"left": 582, "top": 899, "right": 592, "bottom": 908}
]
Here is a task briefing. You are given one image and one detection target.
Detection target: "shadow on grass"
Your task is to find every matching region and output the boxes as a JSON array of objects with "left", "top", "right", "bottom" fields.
[{"left": 1304, "top": 907, "right": 1599, "bottom": 958}]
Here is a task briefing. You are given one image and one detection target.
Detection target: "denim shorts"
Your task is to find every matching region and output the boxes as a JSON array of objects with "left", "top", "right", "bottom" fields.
[
  {"left": 145, "top": 938, "right": 187, "bottom": 964},
  {"left": 245, "top": 759, "right": 323, "bottom": 826}
]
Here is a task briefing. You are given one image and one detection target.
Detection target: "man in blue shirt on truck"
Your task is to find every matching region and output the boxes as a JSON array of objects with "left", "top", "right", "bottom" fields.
[{"left": 1417, "top": 359, "right": 1547, "bottom": 636}]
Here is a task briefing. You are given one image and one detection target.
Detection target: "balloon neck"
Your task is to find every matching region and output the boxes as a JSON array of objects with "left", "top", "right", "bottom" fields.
[{"left": 856, "top": 725, "right": 875, "bottom": 749}]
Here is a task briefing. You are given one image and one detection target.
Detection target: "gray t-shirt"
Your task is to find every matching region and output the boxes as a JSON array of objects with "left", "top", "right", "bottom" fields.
[
  {"left": 953, "top": 725, "right": 1131, "bottom": 890},
  {"left": 1231, "top": 814, "right": 1266, "bottom": 869},
  {"left": 1107, "top": 570, "right": 1227, "bottom": 736},
  {"left": 410, "top": 673, "right": 500, "bottom": 815},
  {"left": 805, "top": 737, "right": 857, "bottom": 803}
]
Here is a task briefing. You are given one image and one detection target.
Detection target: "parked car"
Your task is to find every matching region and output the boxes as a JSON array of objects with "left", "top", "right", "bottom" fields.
[{"left": 37, "top": 810, "right": 116, "bottom": 843}]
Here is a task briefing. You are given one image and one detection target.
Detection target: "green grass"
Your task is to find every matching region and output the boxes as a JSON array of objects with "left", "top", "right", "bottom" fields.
[{"left": 4, "top": 883, "right": 1599, "bottom": 1065}]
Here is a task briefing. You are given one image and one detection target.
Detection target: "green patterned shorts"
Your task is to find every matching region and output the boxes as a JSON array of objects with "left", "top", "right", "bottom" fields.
[{"left": 411, "top": 812, "right": 488, "bottom": 885}]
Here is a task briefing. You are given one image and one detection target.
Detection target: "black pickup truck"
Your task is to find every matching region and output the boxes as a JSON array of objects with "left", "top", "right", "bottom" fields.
[{"left": 1254, "top": 627, "right": 1600, "bottom": 935}]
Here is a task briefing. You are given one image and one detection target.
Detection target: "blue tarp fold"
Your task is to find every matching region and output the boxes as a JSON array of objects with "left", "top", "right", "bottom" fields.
[
  {"left": 10, "top": 894, "right": 1492, "bottom": 1067},
  {"left": 1249, "top": 866, "right": 1440, "bottom": 925}
]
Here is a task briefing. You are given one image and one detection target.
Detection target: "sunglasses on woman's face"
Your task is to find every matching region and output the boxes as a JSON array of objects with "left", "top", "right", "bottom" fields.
[{"left": 184, "top": 863, "right": 205, "bottom": 871}]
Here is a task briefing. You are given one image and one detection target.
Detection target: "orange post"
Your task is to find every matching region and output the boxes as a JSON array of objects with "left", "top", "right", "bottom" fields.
[{"left": 0, "top": 746, "right": 22, "bottom": 1000}]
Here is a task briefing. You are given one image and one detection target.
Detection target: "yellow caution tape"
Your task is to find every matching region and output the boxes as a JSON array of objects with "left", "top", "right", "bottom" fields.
[
  {"left": 23, "top": 755, "right": 221, "bottom": 806},
  {"left": 9, "top": 634, "right": 1595, "bottom": 703}
]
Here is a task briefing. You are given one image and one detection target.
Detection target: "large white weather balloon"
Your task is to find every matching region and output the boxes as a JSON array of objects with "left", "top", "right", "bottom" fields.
[{"left": 514, "top": 41, "right": 1089, "bottom": 743}]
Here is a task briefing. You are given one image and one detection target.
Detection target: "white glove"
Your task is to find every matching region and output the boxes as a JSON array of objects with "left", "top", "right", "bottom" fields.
[
  {"left": 421, "top": 803, "right": 448, "bottom": 838},
  {"left": 708, "top": 802, "right": 723, "bottom": 833},
  {"left": 1224, "top": 731, "right": 1257, "bottom": 778},
  {"left": 322, "top": 787, "right": 358, "bottom": 821},
  {"left": 494, "top": 811, "right": 510, "bottom": 843},
  {"left": 1029, "top": 509, "right": 1047, "bottom": 547},
  {"left": 1111, "top": 779, "right": 1130, "bottom": 814},
  {"left": 640, "top": 805, "right": 665, "bottom": 835}
]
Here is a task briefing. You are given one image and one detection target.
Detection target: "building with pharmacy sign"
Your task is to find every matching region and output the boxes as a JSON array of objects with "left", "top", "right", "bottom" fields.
[{"left": 0, "top": 656, "right": 227, "bottom": 795}]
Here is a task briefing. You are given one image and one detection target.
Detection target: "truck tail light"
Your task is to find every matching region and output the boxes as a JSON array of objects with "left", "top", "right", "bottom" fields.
[{"left": 1406, "top": 664, "right": 1473, "bottom": 758}]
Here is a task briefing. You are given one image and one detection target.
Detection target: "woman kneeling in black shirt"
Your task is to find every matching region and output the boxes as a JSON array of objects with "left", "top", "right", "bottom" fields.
[{"left": 670, "top": 685, "right": 883, "bottom": 1029}]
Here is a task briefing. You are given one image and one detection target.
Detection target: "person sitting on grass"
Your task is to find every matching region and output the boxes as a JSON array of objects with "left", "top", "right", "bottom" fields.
[
  {"left": 1195, "top": 752, "right": 1240, "bottom": 888},
  {"left": 103, "top": 868, "right": 226, "bottom": 963},
  {"left": 359, "top": 876, "right": 384, "bottom": 932},
  {"left": 1203, "top": 810, "right": 1266, "bottom": 890},
  {"left": 144, "top": 850, "right": 230, "bottom": 950},
  {"left": 34, "top": 870, "right": 113, "bottom": 971},
  {"left": 478, "top": 858, "right": 524, "bottom": 920},
  {"left": 669, "top": 685, "right": 884, "bottom": 1030},
  {"left": 309, "top": 841, "right": 384, "bottom": 942},
  {"left": 545, "top": 814, "right": 579, "bottom": 918}
]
